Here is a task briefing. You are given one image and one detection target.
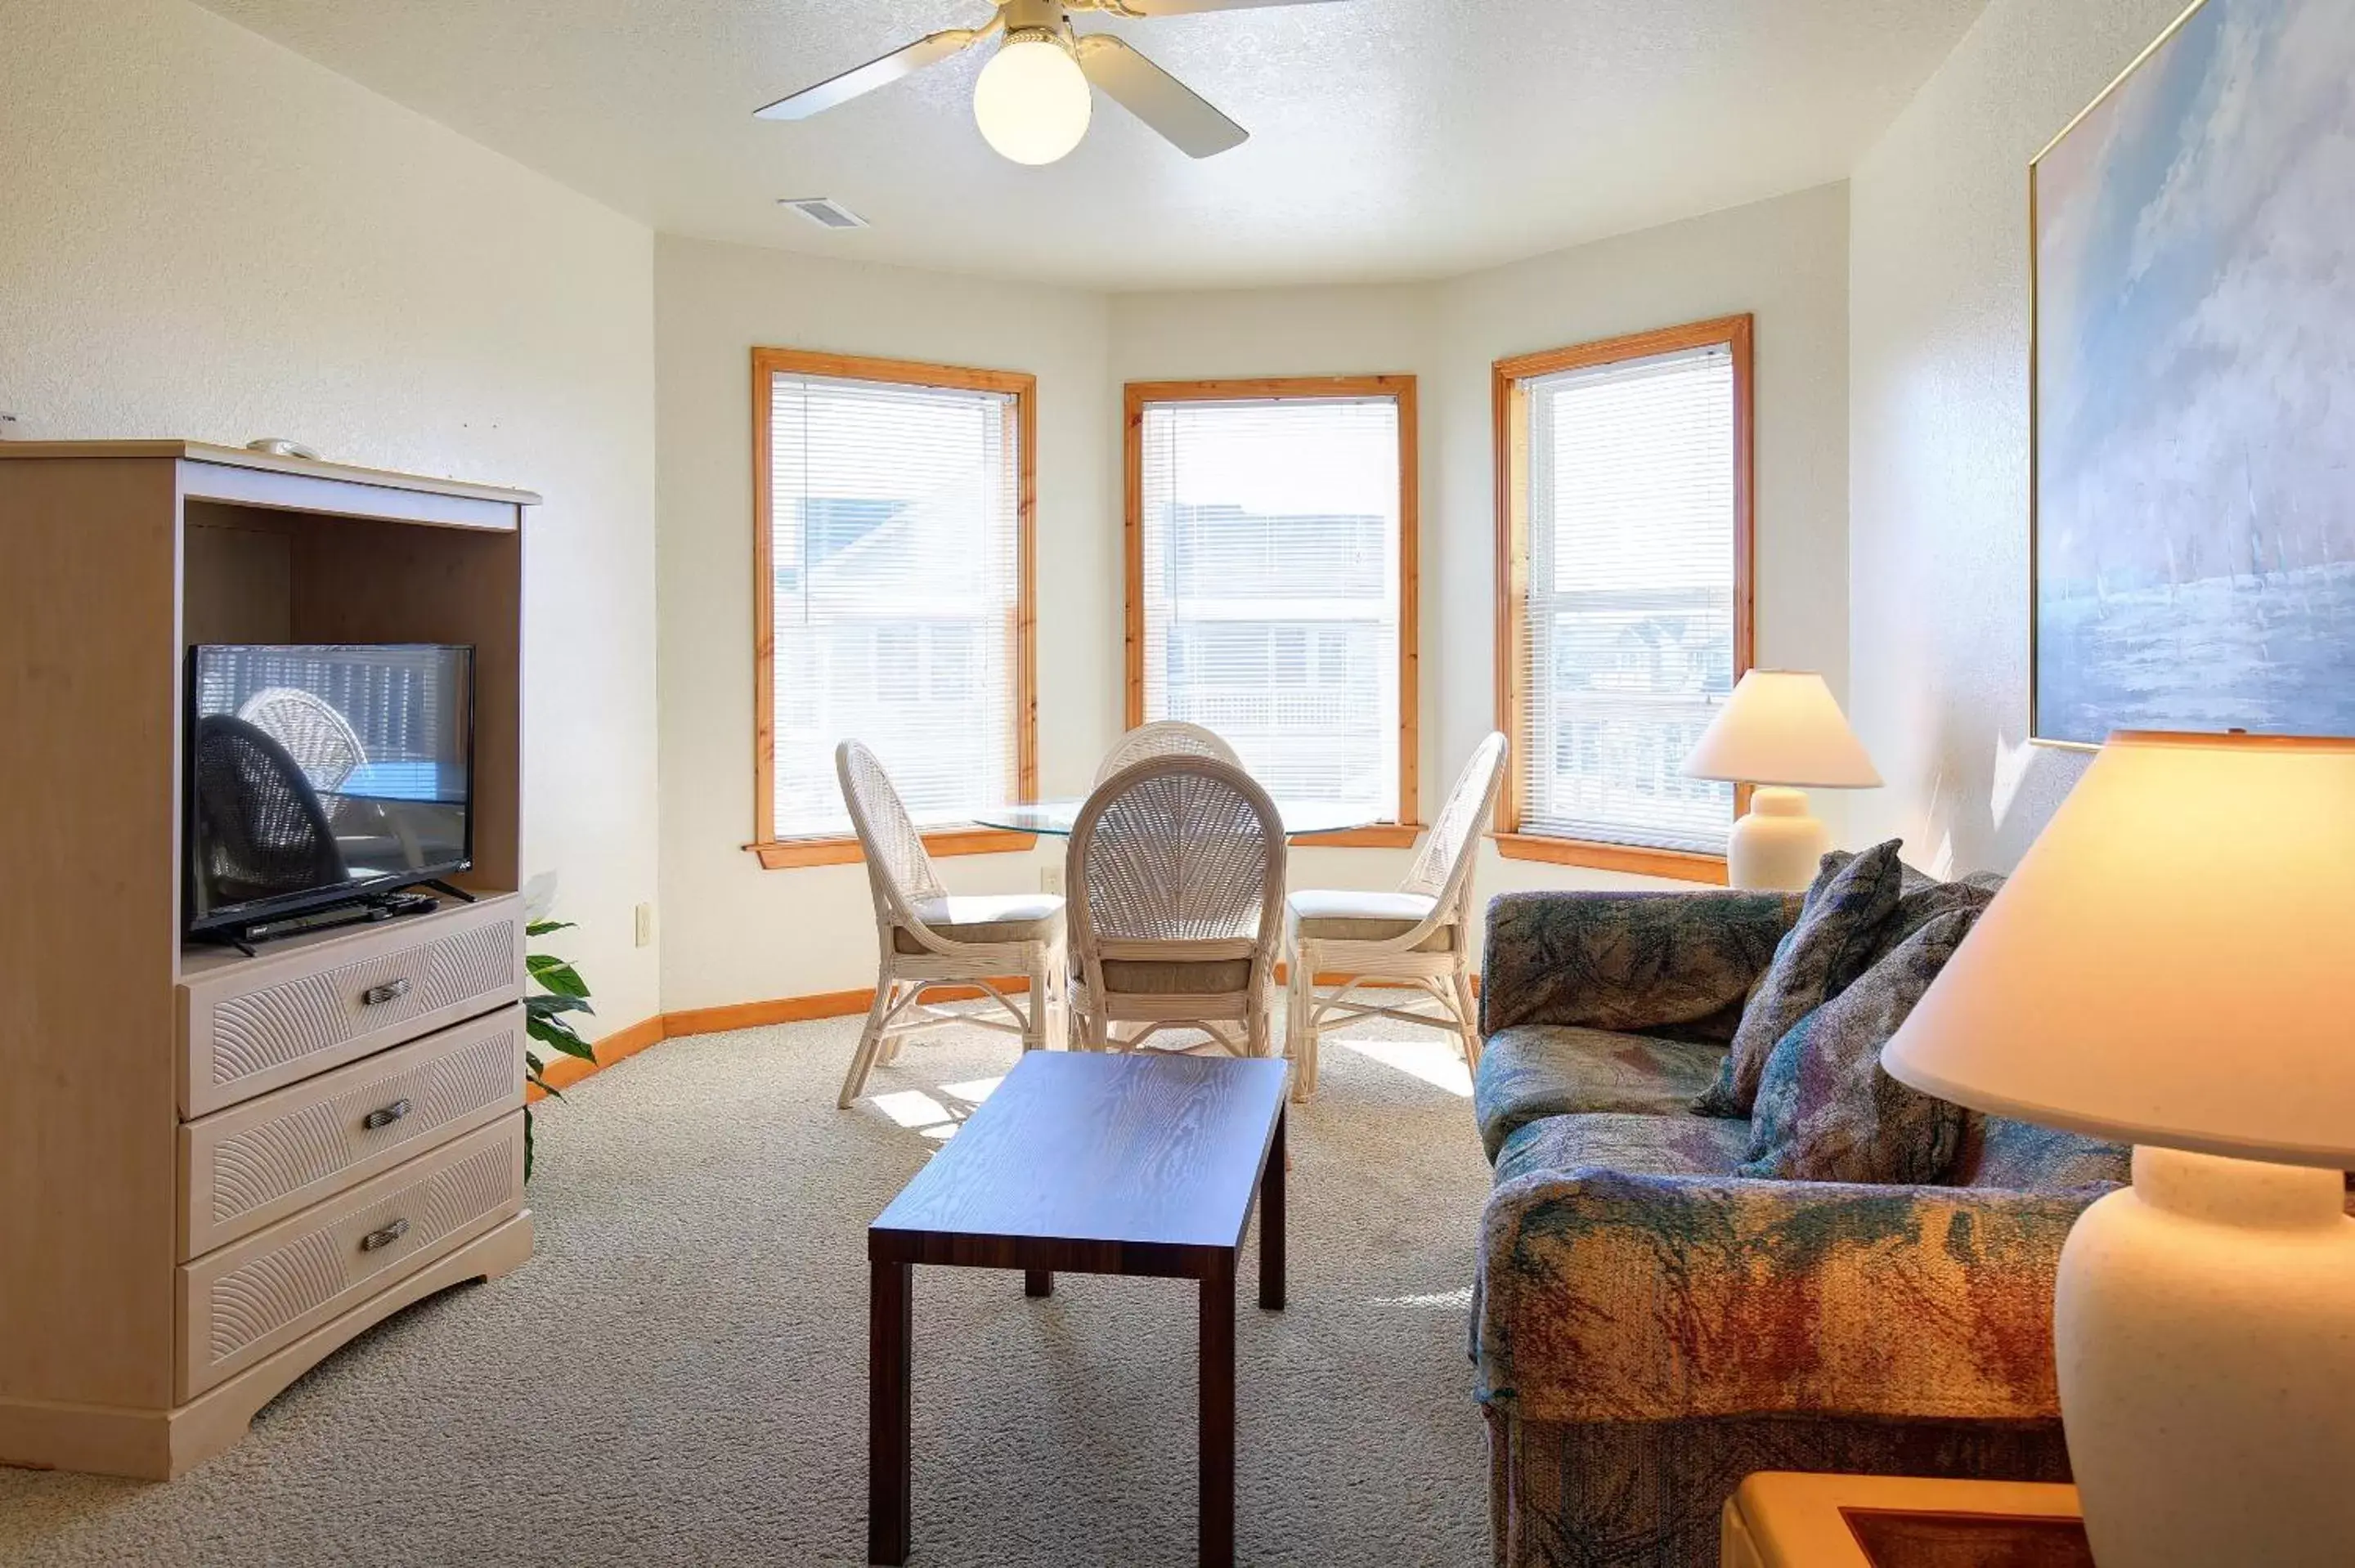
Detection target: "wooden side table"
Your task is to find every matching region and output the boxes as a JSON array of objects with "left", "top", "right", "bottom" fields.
[{"left": 1723, "top": 1472, "right": 2092, "bottom": 1567}]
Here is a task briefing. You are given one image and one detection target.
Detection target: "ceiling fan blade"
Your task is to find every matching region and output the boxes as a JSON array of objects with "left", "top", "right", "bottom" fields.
[
  {"left": 1074, "top": 34, "right": 1247, "bottom": 159},
  {"left": 1100, "top": 0, "right": 1352, "bottom": 15},
  {"left": 753, "top": 27, "right": 987, "bottom": 120}
]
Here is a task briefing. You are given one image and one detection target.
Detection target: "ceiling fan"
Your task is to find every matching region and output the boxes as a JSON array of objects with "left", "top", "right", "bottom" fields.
[{"left": 754, "top": 0, "right": 1347, "bottom": 167}]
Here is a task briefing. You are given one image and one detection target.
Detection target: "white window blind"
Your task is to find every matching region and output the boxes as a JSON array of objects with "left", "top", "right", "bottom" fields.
[
  {"left": 765, "top": 370, "right": 1020, "bottom": 840},
  {"left": 1136, "top": 396, "right": 1403, "bottom": 818},
  {"left": 1516, "top": 344, "right": 1738, "bottom": 853}
]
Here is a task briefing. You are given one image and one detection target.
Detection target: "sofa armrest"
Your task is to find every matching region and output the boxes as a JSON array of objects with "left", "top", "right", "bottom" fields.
[
  {"left": 1473, "top": 1166, "right": 2106, "bottom": 1426},
  {"left": 1479, "top": 890, "right": 1800, "bottom": 1038}
]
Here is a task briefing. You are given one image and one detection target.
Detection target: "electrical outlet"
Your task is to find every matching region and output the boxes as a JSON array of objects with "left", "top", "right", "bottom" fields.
[
  {"left": 1038, "top": 864, "right": 1061, "bottom": 897},
  {"left": 634, "top": 902, "right": 655, "bottom": 948}
]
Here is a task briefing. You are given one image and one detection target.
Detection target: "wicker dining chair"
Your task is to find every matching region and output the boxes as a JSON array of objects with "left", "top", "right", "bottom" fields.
[
  {"left": 1067, "top": 755, "right": 1287, "bottom": 1058},
  {"left": 834, "top": 741, "right": 1067, "bottom": 1109},
  {"left": 237, "top": 687, "right": 366, "bottom": 791},
  {"left": 1092, "top": 719, "right": 1241, "bottom": 786},
  {"left": 191, "top": 713, "right": 350, "bottom": 908},
  {"left": 1283, "top": 731, "right": 1508, "bottom": 1101}
]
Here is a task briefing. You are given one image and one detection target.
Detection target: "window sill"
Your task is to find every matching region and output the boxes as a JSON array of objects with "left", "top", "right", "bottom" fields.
[
  {"left": 747, "top": 827, "right": 1039, "bottom": 871},
  {"left": 1490, "top": 832, "right": 1727, "bottom": 885},
  {"left": 1288, "top": 823, "right": 1424, "bottom": 849}
]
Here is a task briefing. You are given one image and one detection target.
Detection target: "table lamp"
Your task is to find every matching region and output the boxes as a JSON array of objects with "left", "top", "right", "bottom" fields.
[
  {"left": 1681, "top": 670, "right": 1882, "bottom": 889},
  {"left": 1882, "top": 730, "right": 2355, "bottom": 1567}
]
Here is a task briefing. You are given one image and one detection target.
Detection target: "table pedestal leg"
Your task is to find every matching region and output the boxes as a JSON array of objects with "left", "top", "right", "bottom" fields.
[
  {"left": 869, "top": 1260, "right": 912, "bottom": 1566},
  {"left": 1199, "top": 1257, "right": 1236, "bottom": 1568}
]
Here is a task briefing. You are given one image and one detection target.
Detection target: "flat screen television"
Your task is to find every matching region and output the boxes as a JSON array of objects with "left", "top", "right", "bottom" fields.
[{"left": 185, "top": 643, "right": 475, "bottom": 936}]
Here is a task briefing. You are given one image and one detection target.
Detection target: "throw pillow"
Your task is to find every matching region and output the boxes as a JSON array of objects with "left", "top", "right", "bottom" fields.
[
  {"left": 1737, "top": 908, "right": 1976, "bottom": 1185},
  {"left": 1867, "top": 876, "right": 1998, "bottom": 966},
  {"left": 1693, "top": 838, "right": 1906, "bottom": 1118}
]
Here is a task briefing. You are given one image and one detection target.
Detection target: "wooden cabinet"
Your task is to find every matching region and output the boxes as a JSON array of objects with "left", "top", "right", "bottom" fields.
[{"left": 0, "top": 442, "right": 539, "bottom": 1479}]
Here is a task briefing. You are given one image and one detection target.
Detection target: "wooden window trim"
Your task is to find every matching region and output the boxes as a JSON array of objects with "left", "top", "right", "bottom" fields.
[
  {"left": 1489, "top": 832, "right": 1729, "bottom": 884},
  {"left": 747, "top": 827, "right": 1038, "bottom": 871},
  {"left": 1123, "top": 374, "right": 1422, "bottom": 835},
  {"left": 1491, "top": 316, "right": 1755, "bottom": 885},
  {"left": 750, "top": 347, "right": 1038, "bottom": 868}
]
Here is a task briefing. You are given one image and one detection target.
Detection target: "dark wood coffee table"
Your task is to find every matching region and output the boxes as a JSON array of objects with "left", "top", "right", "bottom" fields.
[{"left": 866, "top": 1050, "right": 1290, "bottom": 1568}]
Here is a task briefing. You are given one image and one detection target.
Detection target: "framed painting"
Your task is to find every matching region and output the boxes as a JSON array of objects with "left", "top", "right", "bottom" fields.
[{"left": 2031, "top": 0, "right": 2355, "bottom": 746}]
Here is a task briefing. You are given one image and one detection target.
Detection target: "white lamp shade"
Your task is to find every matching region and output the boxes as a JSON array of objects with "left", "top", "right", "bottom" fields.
[
  {"left": 1882, "top": 730, "right": 2355, "bottom": 1167},
  {"left": 1680, "top": 670, "right": 1881, "bottom": 788},
  {"left": 972, "top": 35, "right": 1092, "bottom": 165}
]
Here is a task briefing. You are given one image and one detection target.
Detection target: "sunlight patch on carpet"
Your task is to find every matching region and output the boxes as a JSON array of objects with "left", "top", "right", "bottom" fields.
[
  {"left": 1333, "top": 1035, "right": 1472, "bottom": 1097},
  {"left": 1376, "top": 1286, "right": 1475, "bottom": 1310}
]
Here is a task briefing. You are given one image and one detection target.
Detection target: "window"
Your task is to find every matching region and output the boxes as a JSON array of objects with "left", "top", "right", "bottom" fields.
[
  {"left": 1125, "top": 378, "right": 1418, "bottom": 839},
  {"left": 751, "top": 349, "right": 1035, "bottom": 868},
  {"left": 1493, "top": 316, "right": 1753, "bottom": 879}
]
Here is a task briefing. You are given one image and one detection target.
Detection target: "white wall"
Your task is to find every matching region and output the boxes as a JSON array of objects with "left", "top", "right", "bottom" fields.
[
  {"left": 0, "top": 0, "right": 1856, "bottom": 1019},
  {"left": 1435, "top": 182, "right": 1855, "bottom": 903},
  {"left": 0, "top": 0, "right": 663, "bottom": 1031},
  {"left": 1107, "top": 283, "right": 1441, "bottom": 903},
  {"left": 1111, "top": 187, "right": 1853, "bottom": 928},
  {"left": 1847, "top": 0, "right": 2191, "bottom": 875},
  {"left": 669, "top": 185, "right": 1853, "bottom": 1006},
  {"left": 654, "top": 236, "right": 1115, "bottom": 1011}
]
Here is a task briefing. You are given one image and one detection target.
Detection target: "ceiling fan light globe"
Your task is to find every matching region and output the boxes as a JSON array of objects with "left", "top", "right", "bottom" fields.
[{"left": 973, "top": 35, "right": 1092, "bottom": 165}]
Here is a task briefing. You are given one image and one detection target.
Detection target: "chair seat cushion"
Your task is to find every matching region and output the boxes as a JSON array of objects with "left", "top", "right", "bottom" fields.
[
  {"left": 1474, "top": 1025, "right": 1729, "bottom": 1163},
  {"left": 1286, "top": 889, "right": 1454, "bottom": 951},
  {"left": 895, "top": 892, "right": 1064, "bottom": 952},
  {"left": 1493, "top": 1110, "right": 1752, "bottom": 1189},
  {"left": 1083, "top": 957, "right": 1255, "bottom": 996}
]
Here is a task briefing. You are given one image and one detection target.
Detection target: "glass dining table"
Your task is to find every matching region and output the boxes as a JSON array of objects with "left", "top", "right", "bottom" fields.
[{"left": 971, "top": 799, "right": 1380, "bottom": 838}]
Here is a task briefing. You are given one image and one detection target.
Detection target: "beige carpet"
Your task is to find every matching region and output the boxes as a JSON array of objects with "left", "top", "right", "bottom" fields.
[{"left": 0, "top": 1013, "right": 1496, "bottom": 1566}]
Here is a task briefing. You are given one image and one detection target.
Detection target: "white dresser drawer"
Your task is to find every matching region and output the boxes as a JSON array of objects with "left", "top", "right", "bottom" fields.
[
  {"left": 178, "top": 898, "right": 524, "bottom": 1117},
  {"left": 178, "top": 1113, "right": 525, "bottom": 1400},
  {"left": 179, "top": 1006, "right": 523, "bottom": 1260}
]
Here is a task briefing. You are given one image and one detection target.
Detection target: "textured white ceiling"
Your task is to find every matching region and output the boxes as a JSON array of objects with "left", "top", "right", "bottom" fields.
[{"left": 193, "top": 0, "right": 1985, "bottom": 289}]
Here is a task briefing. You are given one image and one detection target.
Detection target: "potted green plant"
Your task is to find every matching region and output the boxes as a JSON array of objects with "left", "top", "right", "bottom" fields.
[{"left": 522, "top": 917, "right": 597, "bottom": 1179}]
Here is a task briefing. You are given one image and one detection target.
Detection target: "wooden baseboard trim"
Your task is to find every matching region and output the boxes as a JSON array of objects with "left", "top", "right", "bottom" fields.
[
  {"left": 529, "top": 969, "right": 1479, "bottom": 1102},
  {"left": 532, "top": 979, "right": 1037, "bottom": 1098},
  {"left": 532, "top": 1013, "right": 665, "bottom": 1099}
]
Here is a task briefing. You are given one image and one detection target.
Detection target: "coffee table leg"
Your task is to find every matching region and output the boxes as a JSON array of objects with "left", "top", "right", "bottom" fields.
[
  {"left": 869, "top": 1260, "right": 912, "bottom": 1566},
  {"left": 1199, "top": 1257, "right": 1236, "bottom": 1568},
  {"left": 1025, "top": 1269, "right": 1053, "bottom": 1297},
  {"left": 1259, "top": 1109, "right": 1285, "bottom": 1311}
]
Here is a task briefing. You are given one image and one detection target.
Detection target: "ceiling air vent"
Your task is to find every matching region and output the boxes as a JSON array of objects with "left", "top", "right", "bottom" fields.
[{"left": 778, "top": 197, "right": 868, "bottom": 231}]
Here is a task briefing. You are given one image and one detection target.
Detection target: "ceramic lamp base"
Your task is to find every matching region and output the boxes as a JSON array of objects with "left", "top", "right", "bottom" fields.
[
  {"left": 2057, "top": 1146, "right": 2355, "bottom": 1566},
  {"left": 1725, "top": 786, "right": 1830, "bottom": 891}
]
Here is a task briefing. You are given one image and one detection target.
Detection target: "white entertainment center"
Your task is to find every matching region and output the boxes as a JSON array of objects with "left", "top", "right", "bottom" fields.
[{"left": 0, "top": 442, "right": 537, "bottom": 1478}]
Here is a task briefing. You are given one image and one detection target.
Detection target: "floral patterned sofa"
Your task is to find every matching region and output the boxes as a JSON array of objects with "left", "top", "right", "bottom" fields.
[{"left": 1469, "top": 880, "right": 2129, "bottom": 1568}]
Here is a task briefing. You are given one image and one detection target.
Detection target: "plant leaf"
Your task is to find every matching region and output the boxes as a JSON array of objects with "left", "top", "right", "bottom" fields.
[
  {"left": 526, "top": 955, "right": 591, "bottom": 997},
  {"left": 525, "top": 992, "right": 594, "bottom": 1019},
  {"left": 526, "top": 919, "right": 576, "bottom": 937},
  {"left": 528, "top": 1015, "right": 598, "bottom": 1063}
]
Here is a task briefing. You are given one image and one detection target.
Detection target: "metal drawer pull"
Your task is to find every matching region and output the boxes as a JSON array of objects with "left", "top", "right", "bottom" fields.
[
  {"left": 358, "top": 1218, "right": 410, "bottom": 1252},
  {"left": 361, "top": 978, "right": 413, "bottom": 1007},
  {"left": 361, "top": 1099, "right": 412, "bottom": 1131}
]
